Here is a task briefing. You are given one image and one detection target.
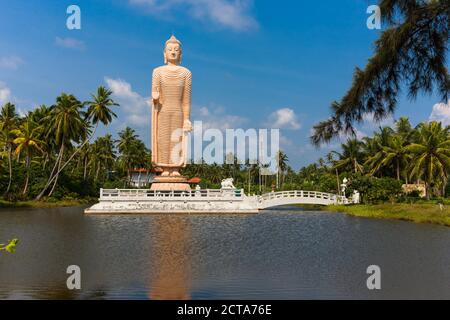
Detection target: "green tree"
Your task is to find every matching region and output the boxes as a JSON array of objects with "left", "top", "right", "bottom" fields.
[
  {"left": 407, "top": 121, "right": 450, "bottom": 199},
  {"left": 36, "top": 87, "right": 118, "bottom": 199},
  {"left": 12, "top": 118, "right": 45, "bottom": 194},
  {"left": 0, "top": 103, "right": 18, "bottom": 194},
  {"left": 365, "top": 130, "right": 410, "bottom": 181},
  {"left": 116, "top": 127, "right": 139, "bottom": 183},
  {"left": 36, "top": 93, "right": 86, "bottom": 199},
  {"left": 277, "top": 150, "right": 289, "bottom": 188},
  {"left": 311, "top": 0, "right": 449, "bottom": 145},
  {"left": 332, "top": 139, "right": 365, "bottom": 174}
]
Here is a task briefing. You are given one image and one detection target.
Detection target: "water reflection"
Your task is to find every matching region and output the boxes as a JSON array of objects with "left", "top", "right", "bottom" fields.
[
  {"left": 149, "top": 216, "right": 191, "bottom": 300},
  {"left": 1, "top": 207, "right": 450, "bottom": 299}
]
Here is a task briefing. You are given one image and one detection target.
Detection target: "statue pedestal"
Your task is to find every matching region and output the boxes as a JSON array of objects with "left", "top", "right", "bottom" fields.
[{"left": 150, "top": 176, "right": 191, "bottom": 191}]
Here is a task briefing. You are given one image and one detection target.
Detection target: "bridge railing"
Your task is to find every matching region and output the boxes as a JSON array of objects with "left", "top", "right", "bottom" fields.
[
  {"left": 259, "top": 190, "right": 346, "bottom": 204},
  {"left": 99, "top": 188, "right": 245, "bottom": 200}
]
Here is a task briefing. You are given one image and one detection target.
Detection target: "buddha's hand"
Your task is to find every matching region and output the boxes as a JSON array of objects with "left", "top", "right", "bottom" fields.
[
  {"left": 152, "top": 91, "right": 160, "bottom": 105},
  {"left": 183, "top": 119, "right": 193, "bottom": 132}
]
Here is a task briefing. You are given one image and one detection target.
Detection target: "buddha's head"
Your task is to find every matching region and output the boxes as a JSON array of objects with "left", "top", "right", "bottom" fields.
[{"left": 164, "top": 35, "right": 182, "bottom": 65}]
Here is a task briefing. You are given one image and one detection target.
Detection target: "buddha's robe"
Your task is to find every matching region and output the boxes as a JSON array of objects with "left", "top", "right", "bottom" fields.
[{"left": 151, "top": 65, "right": 192, "bottom": 166}]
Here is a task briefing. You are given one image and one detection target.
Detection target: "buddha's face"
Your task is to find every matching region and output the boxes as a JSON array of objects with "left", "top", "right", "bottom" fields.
[{"left": 165, "top": 43, "right": 181, "bottom": 64}]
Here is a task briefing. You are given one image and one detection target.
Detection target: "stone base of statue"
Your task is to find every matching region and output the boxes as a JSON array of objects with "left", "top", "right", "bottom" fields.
[
  {"left": 84, "top": 187, "right": 261, "bottom": 214},
  {"left": 150, "top": 176, "right": 191, "bottom": 191}
]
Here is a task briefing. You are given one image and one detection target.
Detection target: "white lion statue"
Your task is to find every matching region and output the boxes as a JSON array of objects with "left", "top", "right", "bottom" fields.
[{"left": 221, "top": 178, "right": 236, "bottom": 189}]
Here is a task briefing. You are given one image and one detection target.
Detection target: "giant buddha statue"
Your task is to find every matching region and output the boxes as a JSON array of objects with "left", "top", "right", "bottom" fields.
[{"left": 150, "top": 35, "right": 192, "bottom": 190}]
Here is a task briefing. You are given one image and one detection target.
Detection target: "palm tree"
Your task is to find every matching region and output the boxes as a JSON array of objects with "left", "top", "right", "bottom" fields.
[
  {"left": 395, "top": 116, "right": 413, "bottom": 139},
  {"left": 277, "top": 151, "right": 289, "bottom": 188},
  {"left": 36, "top": 93, "right": 85, "bottom": 199},
  {"left": 36, "top": 87, "right": 118, "bottom": 199},
  {"left": 0, "top": 103, "right": 18, "bottom": 194},
  {"left": 332, "top": 139, "right": 365, "bottom": 174},
  {"left": 116, "top": 127, "right": 139, "bottom": 183},
  {"left": 86, "top": 86, "right": 118, "bottom": 126},
  {"left": 12, "top": 118, "right": 44, "bottom": 194},
  {"left": 90, "top": 134, "right": 116, "bottom": 181},
  {"left": 365, "top": 133, "right": 410, "bottom": 181},
  {"left": 407, "top": 121, "right": 450, "bottom": 199},
  {"left": 311, "top": 0, "right": 449, "bottom": 145}
]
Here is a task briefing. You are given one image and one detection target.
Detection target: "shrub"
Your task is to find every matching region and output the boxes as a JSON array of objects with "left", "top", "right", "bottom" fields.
[{"left": 348, "top": 175, "right": 403, "bottom": 203}]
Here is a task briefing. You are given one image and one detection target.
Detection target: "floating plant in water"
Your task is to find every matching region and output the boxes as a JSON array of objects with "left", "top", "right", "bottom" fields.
[{"left": 0, "top": 238, "right": 19, "bottom": 254}]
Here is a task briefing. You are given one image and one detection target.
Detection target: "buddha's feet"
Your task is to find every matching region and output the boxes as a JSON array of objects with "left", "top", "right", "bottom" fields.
[
  {"left": 161, "top": 171, "right": 170, "bottom": 177},
  {"left": 171, "top": 170, "right": 181, "bottom": 177}
]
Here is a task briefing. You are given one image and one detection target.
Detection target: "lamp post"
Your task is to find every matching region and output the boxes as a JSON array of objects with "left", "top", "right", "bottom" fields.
[{"left": 340, "top": 177, "right": 348, "bottom": 198}]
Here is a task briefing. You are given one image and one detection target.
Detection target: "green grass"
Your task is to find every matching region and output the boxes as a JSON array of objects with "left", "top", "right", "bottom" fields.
[
  {"left": 0, "top": 198, "right": 96, "bottom": 209},
  {"left": 324, "top": 203, "right": 450, "bottom": 227}
]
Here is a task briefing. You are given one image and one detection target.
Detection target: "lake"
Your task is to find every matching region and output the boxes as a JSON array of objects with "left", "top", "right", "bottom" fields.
[{"left": 1, "top": 206, "right": 450, "bottom": 299}]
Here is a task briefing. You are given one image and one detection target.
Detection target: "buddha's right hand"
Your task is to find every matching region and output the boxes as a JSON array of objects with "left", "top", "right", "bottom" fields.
[{"left": 152, "top": 91, "right": 160, "bottom": 105}]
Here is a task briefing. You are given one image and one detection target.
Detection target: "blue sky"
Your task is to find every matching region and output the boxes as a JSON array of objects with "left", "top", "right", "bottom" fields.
[{"left": 0, "top": 0, "right": 447, "bottom": 169}]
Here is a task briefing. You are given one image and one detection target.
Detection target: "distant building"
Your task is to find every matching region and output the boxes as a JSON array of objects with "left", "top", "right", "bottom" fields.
[
  {"left": 402, "top": 183, "right": 426, "bottom": 198},
  {"left": 130, "top": 168, "right": 155, "bottom": 188}
]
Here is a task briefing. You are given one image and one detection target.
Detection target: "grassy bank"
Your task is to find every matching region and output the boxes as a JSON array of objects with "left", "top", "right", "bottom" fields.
[
  {"left": 324, "top": 203, "right": 450, "bottom": 227},
  {"left": 0, "top": 198, "right": 96, "bottom": 209}
]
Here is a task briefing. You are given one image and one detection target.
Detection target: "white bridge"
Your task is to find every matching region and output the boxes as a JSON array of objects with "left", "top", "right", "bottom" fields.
[
  {"left": 258, "top": 190, "right": 347, "bottom": 208},
  {"left": 85, "top": 189, "right": 351, "bottom": 214}
]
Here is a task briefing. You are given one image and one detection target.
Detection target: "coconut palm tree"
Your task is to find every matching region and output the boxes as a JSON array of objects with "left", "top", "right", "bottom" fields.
[
  {"left": 407, "top": 121, "right": 450, "bottom": 199},
  {"left": 86, "top": 86, "right": 118, "bottom": 126},
  {"left": 395, "top": 116, "right": 413, "bottom": 139},
  {"left": 89, "top": 136, "right": 116, "bottom": 182},
  {"left": 37, "top": 87, "right": 118, "bottom": 198},
  {"left": 0, "top": 103, "right": 18, "bottom": 194},
  {"left": 12, "top": 118, "right": 45, "bottom": 194},
  {"left": 277, "top": 150, "right": 289, "bottom": 188},
  {"left": 116, "top": 127, "right": 139, "bottom": 183},
  {"left": 36, "top": 93, "right": 85, "bottom": 199},
  {"left": 332, "top": 139, "right": 365, "bottom": 174},
  {"left": 365, "top": 133, "right": 410, "bottom": 181}
]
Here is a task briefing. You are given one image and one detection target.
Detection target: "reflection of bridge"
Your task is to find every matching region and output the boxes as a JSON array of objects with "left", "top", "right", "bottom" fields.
[
  {"left": 85, "top": 189, "right": 350, "bottom": 214},
  {"left": 258, "top": 190, "right": 346, "bottom": 209}
]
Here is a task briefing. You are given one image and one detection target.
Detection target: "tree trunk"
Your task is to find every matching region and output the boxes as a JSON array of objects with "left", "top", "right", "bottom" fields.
[
  {"left": 48, "top": 143, "right": 65, "bottom": 197},
  {"left": 396, "top": 159, "right": 400, "bottom": 181},
  {"left": 51, "top": 123, "right": 98, "bottom": 182},
  {"left": 83, "top": 156, "right": 88, "bottom": 180},
  {"left": 23, "top": 154, "right": 30, "bottom": 195},
  {"left": 95, "top": 164, "right": 100, "bottom": 181},
  {"left": 36, "top": 124, "right": 98, "bottom": 200},
  {"left": 336, "top": 169, "right": 340, "bottom": 196},
  {"left": 35, "top": 137, "right": 64, "bottom": 200},
  {"left": 4, "top": 145, "right": 12, "bottom": 195}
]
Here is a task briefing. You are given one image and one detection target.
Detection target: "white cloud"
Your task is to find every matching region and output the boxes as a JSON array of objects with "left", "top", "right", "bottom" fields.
[
  {"left": 0, "top": 56, "right": 24, "bottom": 70},
  {"left": 105, "top": 77, "right": 151, "bottom": 127},
  {"left": 129, "top": 0, "right": 257, "bottom": 31},
  {"left": 55, "top": 37, "right": 85, "bottom": 50},
  {"left": 361, "top": 112, "right": 394, "bottom": 130},
  {"left": 266, "top": 108, "right": 301, "bottom": 130},
  {"left": 429, "top": 101, "right": 450, "bottom": 125},
  {"left": 193, "top": 105, "right": 247, "bottom": 130},
  {"left": 0, "top": 82, "right": 12, "bottom": 105}
]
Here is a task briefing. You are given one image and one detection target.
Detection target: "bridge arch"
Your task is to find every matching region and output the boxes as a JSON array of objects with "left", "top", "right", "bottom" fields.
[{"left": 258, "top": 190, "right": 346, "bottom": 209}]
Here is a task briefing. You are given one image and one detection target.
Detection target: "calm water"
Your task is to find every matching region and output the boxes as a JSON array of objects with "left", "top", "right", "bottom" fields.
[{"left": 1, "top": 206, "right": 450, "bottom": 299}]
